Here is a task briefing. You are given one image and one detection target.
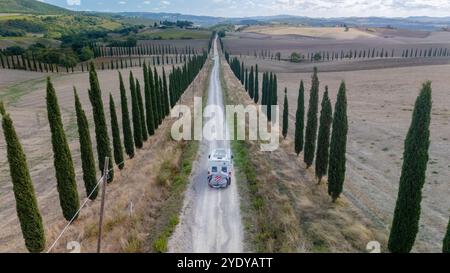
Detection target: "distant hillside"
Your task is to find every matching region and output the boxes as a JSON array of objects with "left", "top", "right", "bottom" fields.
[
  {"left": 118, "top": 12, "right": 450, "bottom": 31},
  {"left": 0, "top": 0, "right": 70, "bottom": 14}
]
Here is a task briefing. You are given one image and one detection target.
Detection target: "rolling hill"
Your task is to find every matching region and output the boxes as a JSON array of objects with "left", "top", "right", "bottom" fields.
[{"left": 0, "top": 0, "right": 70, "bottom": 14}]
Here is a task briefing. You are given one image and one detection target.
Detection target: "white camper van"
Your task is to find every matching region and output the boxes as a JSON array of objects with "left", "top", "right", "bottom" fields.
[{"left": 207, "top": 148, "right": 233, "bottom": 188}]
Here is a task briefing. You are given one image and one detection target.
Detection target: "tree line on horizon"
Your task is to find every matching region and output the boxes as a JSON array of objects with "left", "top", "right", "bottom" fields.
[{"left": 0, "top": 51, "right": 207, "bottom": 252}]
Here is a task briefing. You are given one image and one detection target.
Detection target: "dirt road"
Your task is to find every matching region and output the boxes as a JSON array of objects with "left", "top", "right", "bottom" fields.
[{"left": 168, "top": 37, "right": 244, "bottom": 253}]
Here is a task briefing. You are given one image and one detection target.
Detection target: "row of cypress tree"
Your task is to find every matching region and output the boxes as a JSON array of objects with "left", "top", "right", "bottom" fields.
[
  {"left": 0, "top": 50, "right": 196, "bottom": 74},
  {"left": 95, "top": 44, "right": 199, "bottom": 58},
  {"left": 226, "top": 53, "right": 279, "bottom": 121},
  {"left": 224, "top": 46, "right": 450, "bottom": 64},
  {"left": 293, "top": 67, "right": 349, "bottom": 202},
  {"left": 0, "top": 51, "right": 207, "bottom": 252}
]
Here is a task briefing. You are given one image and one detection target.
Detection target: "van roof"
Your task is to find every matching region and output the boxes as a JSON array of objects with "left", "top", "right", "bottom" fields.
[{"left": 210, "top": 148, "right": 229, "bottom": 160}]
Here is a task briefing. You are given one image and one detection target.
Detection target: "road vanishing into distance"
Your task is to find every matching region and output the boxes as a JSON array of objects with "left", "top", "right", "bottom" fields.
[{"left": 168, "top": 36, "right": 244, "bottom": 253}]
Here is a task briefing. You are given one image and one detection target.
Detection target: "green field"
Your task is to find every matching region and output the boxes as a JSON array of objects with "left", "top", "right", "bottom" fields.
[
  {"left": 0, "top": 36, "right": 60, "bottom": 48},
  {"left": 0, "top": 0, "right": 69, "bottom": 14}
]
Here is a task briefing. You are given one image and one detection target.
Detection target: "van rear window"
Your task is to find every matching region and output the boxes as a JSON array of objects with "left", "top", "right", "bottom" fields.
[
  {"left": 211, "top": 166, "right": 218, "bottom": 172},
  {"left": 221, "top": 166, "right": 227, "bottom": 173}
]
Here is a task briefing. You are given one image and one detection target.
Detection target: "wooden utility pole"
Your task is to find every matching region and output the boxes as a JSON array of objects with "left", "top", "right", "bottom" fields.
[{"left": 97, "top": 157, "right": 109, "bottom": 253}]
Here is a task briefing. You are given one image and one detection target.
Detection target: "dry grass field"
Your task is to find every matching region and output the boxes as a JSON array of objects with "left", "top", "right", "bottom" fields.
[{"left": 243, "top": 25, "right": 376, "bottom": 39}]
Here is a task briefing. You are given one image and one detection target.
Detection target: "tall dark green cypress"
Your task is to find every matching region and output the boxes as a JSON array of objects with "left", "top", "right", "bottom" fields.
[
  {"left": 304, "top": 67, "right": 319, "bottom": 168},
  {"left": 46, "top": 77, "right": 80, "bottom": 220},
  {"left": 135, "top": 79, "right": 148, "bottom": 141},
  {"left": 282, "top": 88, "right": 288, "bottom": 139},
  {"left": 271, "top": 74, "right": 278, "bottom": 120},
  {"left": 315, "top": 87, "right": 332, "bottom": 184},
  {"left": 149, "top": 66, "right": 159, "bottom": 129},
  {"left": 443, "top": 218, "right": 450, "bottom": 253},
  {"left": 249, "top": 66, "right": 254, "bottom": 99},
  {"left": 254, "top": 64, "right": 259, "bottom": 103},
  {"left": 119, "top": 72, "right": 134, "bottom": 158},
  {"left": 0, "top": 102, "right": 45, "bottom": 253},
  {"left": 162, "top": 67, "right": 170, "bottom": 115},
  {"left": 244, "top": 69, "right": 249, "bottom": 92},
  {"left": 74, "top": 88, "right": 98, "bottom": 200},
  {"left": 388, "top": 81, "right": 432, "bottom": 253},
  {"left": 89, "top": 63, "right": 114, "bottom": 182},
  {"left": 129, "top": 71, "right": 143, "bottom": 148},
  {"left": 294, "top": 80, "right": 305, "bottom": 156},
  {"left": 143, "top": 63, "right": 155, "bottom": 136},
  {"left": 328, "top": 81, "right": 348, "bottom": 202},
  {"left": 261, "top": 72, "right": 266, "bottom": 105},
  {"left": 153, "top": 67, "right": 162, "bottom": 125},
  {"left": 109, "top": 94, "right": 125, "bottom": 169}
]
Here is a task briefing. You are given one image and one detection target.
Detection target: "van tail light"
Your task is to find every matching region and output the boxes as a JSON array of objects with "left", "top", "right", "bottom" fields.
[
  {"left": 229, "top": 172, "right": 231, "bottom": 175},
  {"left": 208, "top": 171, "right": 210, "bottom": 175}
]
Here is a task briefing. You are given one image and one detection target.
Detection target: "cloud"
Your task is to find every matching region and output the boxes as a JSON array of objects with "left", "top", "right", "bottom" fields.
[
  {"left": 161, "top": 0, "right": 171, "bottom": 5},
  {"left": 118, "top": 1, "right": 127, "bottom": 4},
  {"left": 66, "top": 0, "right": 81, "bottom": 5},
  {"left": 143, "top": 1, "right": 151, "bottom": 4}
]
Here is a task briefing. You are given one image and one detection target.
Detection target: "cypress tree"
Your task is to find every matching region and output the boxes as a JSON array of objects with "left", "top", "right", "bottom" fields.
[
  {"left": 295, "top": 80, "right": 305, "bottom": 156},
  {"left": 119, "top": 72, "right": 134, "bottom": 158},
  {"left": 304, "top": 67, "right": 319, "bottom": 168},
  {"left": 74, "top": 88, "right": 98, "bottom": 200},
  {"left": 109, "top": 94, "right": 125, "bottom": 169},
  {"left": 149, "top": 66, "right": 159, "bottom": 129},
  {"left": 388, "top": 81, "right": 432, "bottom": 253},
  {"left": 135, "top": 79, "right": 148, "bottom": 141},
  {"left": 143, "top": 63, "right": 155, "bottom": 136},
  {"left": 282, "top": 88, "right": 288, "bottom": 139},
  {"left": 162, "top": 67, "right": 170, "bottom": 115},
  {"left": 254, "top": 64, "right": 259, "bottom": 103},
  {"left": 328, "top": 81, "right": 348, "bottom": 202},
  {"left": 88, "top": 63, "right": 114, "bottom": 182},
  {"left": 443, "top": 218, "right": 450, "bottom": 253},
  {"left": 158, "top": 77, "right": 164, "bottom": 121},
  {"left": 46, "top": 77, "right": 80, "bottom": 220},
  {"left": 249, "top": 66, "right": 254, "bottom": 99},
  {"left": 129, "top": 71, "right": 143, "bottom": 148},
  {"left": 315, "top": 87, "right": 333, "bottom": 184},
  {"left": 153, "top": 67, "right": 161, "bottom": 126},
  {"left": 0, "top": 102, "right": 45, "bottom": 252},
  {"left": 271, "top": 74, "right": 278, "bottom": 120}
]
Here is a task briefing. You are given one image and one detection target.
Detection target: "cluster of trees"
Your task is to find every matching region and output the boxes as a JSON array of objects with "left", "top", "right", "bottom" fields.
[
  {"left": 0, "top": 51, "right": 207, "bottom": 252},
  {"left": 94, "top": 44, "right": 199, "bottom": 58},
  {"left": 0, "top": 45, "right": 83, "bottom": 72},
  {"left": 159, "top": 20, "right": 194, "bottom": 28},
  {"left": 0, "top": 19, "right": 46, "bottom": 37}
]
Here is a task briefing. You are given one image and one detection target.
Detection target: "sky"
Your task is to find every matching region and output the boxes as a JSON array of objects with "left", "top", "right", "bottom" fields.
[{"left": 38, "top": 0, "right": 450, "bottom": 18}]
